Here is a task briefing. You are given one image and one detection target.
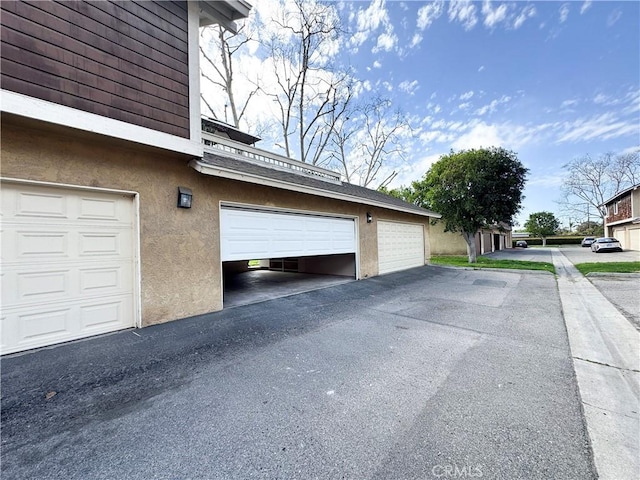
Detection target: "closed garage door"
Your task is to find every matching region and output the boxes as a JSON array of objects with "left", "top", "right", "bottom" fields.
[
  {"left": 1, "top": 182, "right": 137, "bottom": 355},
  {"left": 377, "top": 221, "right": 425, "bottom": 274},
  {"left": 220, "top": 206, "right": 356, "bottom": 261},
  {"left": 629, "top": 228, "right": 640, "bottom": 251},
  {"left": 613, "top": 228, "right": 626, "bottom": 249}
]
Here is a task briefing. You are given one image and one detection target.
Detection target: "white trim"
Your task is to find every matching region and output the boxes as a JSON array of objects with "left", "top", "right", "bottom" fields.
[
  {"left": 0, "top": 177, "right": 142, "bottom": 330},
  {"left": 188, "top": 2, "right": 202, "bottom": 146},
  {"left": 1, "top": 90, "right": 203, "bottom": 157},
  {"left": 192, "top": 160, "right": 441, "bottom": 219},
  {"left": 220, "top": 201, "right": 358, "bottom": 221},
  {"left": 606, "top": 218, "right": 635, "bottom": 227}
]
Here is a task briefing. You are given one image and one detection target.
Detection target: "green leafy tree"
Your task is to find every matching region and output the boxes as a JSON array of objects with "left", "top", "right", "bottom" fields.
[
  {"left": 575, "top": 221, "right": 604, "bottom": 237},
  {"left": 414, "top": 147, "right": 528, "bottom": 263},
  {"left": 524, "top": 212, "right": 560, "bottom": 246},
  {"left": 378, "top": 185, "right": 418, "bottom": 204}
]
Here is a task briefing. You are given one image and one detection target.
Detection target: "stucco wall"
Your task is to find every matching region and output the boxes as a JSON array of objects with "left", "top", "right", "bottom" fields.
[
  {"left": 1, "top": 119, "right": 433, "bottom": 326},
  {"left": 429, "top": 219, "right": 468, "bottom": 255},
  {"left": 2, "top": 119, "right": 217, "bottom": 325}
]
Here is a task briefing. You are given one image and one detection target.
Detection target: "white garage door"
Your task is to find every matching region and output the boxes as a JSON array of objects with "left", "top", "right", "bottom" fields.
[
  {"left": 220, "top": 206, "right": 356, "bottom": 261},
  {"left": 629, "top": 228, "right": 640, "bottom": 251},
  {"left": 1, "top": 182, "right": 136, "bottom": 355},
  {"left": 613, "top": 228, "right": 626, "bottom": 250},
  {"left": 377, "top": 221, "right": 425, "bottom": 275}
]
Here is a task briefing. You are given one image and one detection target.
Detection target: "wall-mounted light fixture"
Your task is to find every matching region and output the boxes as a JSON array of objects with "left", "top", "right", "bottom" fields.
[
  {"left": 177, "top": 186, "right": 193, "bottom": 208},
  {"left": 366, "top": 212, "right": 373, "bottom": 223}
]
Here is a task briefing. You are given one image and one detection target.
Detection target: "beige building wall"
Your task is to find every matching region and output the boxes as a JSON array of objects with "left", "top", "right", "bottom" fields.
[
  {"left": 1, "top": 118, "right": 433, "bottom": 326},
  {"left": 429, "top": 219, "right": 468, "bottom": 255}
]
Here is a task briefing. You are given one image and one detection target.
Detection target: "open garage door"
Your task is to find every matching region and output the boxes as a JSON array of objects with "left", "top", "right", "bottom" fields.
[
  {"left": 220, "top": 206, "right": 357, "bottom": 307},
  {"left": 377, "top": 221, "right": 425, "bottom": 275},
  {"left": 220, "top": 206, "right": 356, "bottom": 261},
  {"left": 1, "top": 182, "right": 137, "bottom": 355}
]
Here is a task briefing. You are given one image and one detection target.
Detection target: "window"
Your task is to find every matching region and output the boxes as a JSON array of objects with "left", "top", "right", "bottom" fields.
[{"left": 614, "top": 202, "right": 619, "bottom": 214}]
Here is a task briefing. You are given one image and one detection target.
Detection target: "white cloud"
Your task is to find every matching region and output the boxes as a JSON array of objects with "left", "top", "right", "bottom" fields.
[
  {"left": 528, "top": 173, "right": 565, "bottom": 188},
  {"left": 560, "top": 99, "right": 579, "bottom": 108},
  {"left": 556, "top": 112, "right": 639, "bottom": 143},
  {"left": 559, "top": 3, "right": 570, "bottom": 23},
  {"left": 390, "top": 153, "right": 441, "bottom": 188},
  {"left": 417, "top": 1, "right": 444, "bottom": 30},
  {"left": 459, "top": 90, "right": 474, "bottom": 101},
  {"left": 373, "top": 60, "right": 382, "bottom": 69},
  {"left": 409, "top": 33, "right": 423, "bottom": 48},
  {"left": 373, "top": 31, "right": 398, "bottom": 53},
  {"left": 475, "top": 95, "right": 511, "bottom": 115},
  {"left": 458, "top": 102, "right": 472, "bottom": 110},
  {"left": 399, "top": 80, "right": 419, "bottom": 95},
  {"left": 448, "top": 0, "right": 478, "bottom": 31},
  {"left": 580, "top": 1, "right": 592, "bottom": 15},
  {"left": 513, "top": 5, "right": 536, "bottom": 29},
  {"left": 593, "top": 93, "right": 609, "bottom": 104},
  {"left": 607, "top": 9, "right": 622, "bottom": 27},
  {"left": 478, "top": 65, "right": 485, "bottom": 72},
  {"left": 621, "top": 145, "right": 640, "bottom": 155},
  {"left": 350, "top": 0, "right": 390, "bottom": 47},
  {"left": 451, "top": 122, "right": 502, "bottom": 149},
  {"left": 482, "top": 1, "right": 508, "bottom": 29}
]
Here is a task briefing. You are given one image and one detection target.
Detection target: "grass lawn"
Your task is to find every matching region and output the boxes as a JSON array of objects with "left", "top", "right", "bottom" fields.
[
  {"left": 574, "top": 262, "right": 640, "bottom": 275},
  {"left": 430, "top": 255, "right": 556, "bottom": 274}
]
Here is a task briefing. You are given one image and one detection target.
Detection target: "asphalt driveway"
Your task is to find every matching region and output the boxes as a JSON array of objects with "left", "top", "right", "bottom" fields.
[{"left": 2, "top": 265, "right": 595, "bottom": 479}]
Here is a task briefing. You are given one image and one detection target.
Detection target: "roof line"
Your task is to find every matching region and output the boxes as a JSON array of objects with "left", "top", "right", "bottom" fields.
[
  {"left": 600, "top": 183, "right": 640, "bottom": 206},
  {"left": 189, "top": 159, "right": 441, "bottom": 219}
]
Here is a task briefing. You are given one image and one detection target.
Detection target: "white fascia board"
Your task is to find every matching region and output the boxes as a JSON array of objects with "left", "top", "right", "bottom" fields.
[
  {"left": 606, "top": 218, "right": 634, "bottom": 227},
  {"left": 1, "top": 90, "right": 203, "bottom": 157},
  {"left": 190, "top": 159, "right": 441, "bottom": 219}
]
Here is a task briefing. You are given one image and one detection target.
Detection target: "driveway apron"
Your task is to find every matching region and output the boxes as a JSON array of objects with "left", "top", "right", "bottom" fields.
[{"left": 552, "top": 248, "right": 640, "bottom": 480}]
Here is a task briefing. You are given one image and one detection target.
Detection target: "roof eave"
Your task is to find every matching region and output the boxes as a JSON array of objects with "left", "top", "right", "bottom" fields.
[
  {"left": 198, "top": 0, "right": 252, "bottom": 32},
  {"left": 600, "top": 183, "right": 640, "bottom": 207},
  {"left": 189, "top": 159, "right": 441, "bottom": 219}
]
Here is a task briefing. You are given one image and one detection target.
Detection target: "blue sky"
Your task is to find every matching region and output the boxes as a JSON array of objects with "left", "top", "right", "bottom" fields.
[{"left": 201, "top": 1, "right": 640, "bottom": 227}]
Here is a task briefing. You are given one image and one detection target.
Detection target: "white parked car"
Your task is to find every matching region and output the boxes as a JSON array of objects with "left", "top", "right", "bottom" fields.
[{"left": 590, "top": 237, "right": 623, "bottom": 253}]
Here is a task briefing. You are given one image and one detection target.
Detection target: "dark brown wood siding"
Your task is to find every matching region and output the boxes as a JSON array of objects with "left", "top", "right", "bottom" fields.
[{"left": 1, "top": 1, "right": 190, "bottom": 138}]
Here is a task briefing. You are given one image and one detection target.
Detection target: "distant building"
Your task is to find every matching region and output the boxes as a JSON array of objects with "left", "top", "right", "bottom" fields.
[{"left": 602, "top": 184, "right": 640, "bottom": 251}]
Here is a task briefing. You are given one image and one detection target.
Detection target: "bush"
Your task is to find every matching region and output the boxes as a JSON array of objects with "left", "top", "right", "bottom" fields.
[{"left": 512, "top": 236, "right": 583, "bottom": 247}]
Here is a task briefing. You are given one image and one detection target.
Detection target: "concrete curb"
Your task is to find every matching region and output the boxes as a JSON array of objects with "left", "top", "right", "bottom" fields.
[{"left": 585, "top": 272, "right": 640, "bottom": 278}]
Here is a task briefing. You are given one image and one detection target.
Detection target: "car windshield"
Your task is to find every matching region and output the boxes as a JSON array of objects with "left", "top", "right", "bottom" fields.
[{"left": 584, "top": 237, "right": 595, "bottom": 240}]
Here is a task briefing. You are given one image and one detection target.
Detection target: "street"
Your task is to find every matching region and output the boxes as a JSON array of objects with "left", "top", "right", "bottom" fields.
[{"left": 2, "top": 263, "right": 597, "bottom": 479}]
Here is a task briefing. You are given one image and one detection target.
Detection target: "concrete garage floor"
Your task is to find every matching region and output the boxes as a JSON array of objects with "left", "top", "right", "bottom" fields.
[{"left": 224, "top": 269, "right": 354, "bottom": 308}]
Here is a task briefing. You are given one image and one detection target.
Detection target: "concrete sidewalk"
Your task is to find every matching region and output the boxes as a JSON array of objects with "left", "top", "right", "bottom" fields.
[{"left": 552, "top": 249, "right": 640, "bottom": 480}]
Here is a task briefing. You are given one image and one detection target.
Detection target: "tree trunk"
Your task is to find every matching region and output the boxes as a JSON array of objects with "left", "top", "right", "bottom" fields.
[
  {"left": 462, "top": 230, "right": 478, "bottom": 263},
  {"left": 542, "top": 237, "right": 547, "bottom": 246}
]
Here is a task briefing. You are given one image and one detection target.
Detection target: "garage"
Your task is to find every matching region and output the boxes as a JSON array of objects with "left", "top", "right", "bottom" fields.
[
  {"left": 630, "top": 228, "right": 640, "bottom": 251},
  {"left": 1, "top": 181, "right": 137, "bottom": 355},
  {"left": 220, "top": 205, "right": 357, "bottom": 306},
  {"left": 377, "top": 221, "right": 425, "bottom": 275},
  {"left": 613, "top": 228, "right": 626, "bottom": 249}
]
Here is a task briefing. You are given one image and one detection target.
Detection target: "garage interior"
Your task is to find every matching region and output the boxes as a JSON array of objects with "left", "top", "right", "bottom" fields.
[{"left": 222, "top": 254, "right": 356, "bottom": 307}]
